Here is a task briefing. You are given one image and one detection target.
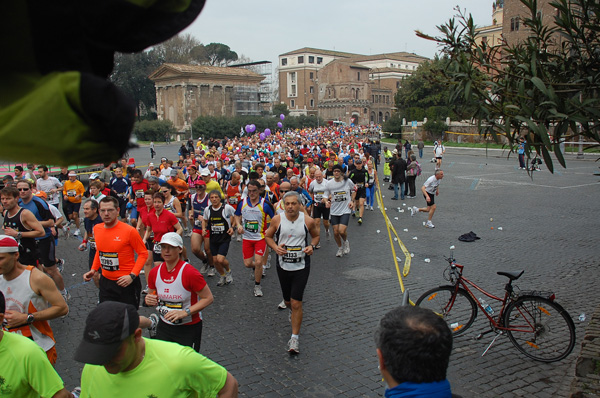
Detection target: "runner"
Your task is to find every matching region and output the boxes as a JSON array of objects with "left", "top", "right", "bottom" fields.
[
  {"left": 166, "top": 169, "right": 190, "bottom": 234},
  {"left": 129, "top": 169, "right": 150, "bottom": 228},
  {"left": 83, "top": 196, "right": 148, "bottom": 308},
  {"left": 234, "top": 180, "right": 274, "bottom": 297},
  {"left": 203, "top": 191, "right": 237, "bottom": 286},
  {"left": 348, "top": 157, "right": 369, "bottom": 225},
  {"left": 225, "top": 172, "right": 244, "bottom": 242},
  {"left": 308, "top": 170, "right": 331, "bottom": 246},
  {"left": 62, "top": 171, "right": 84, "bottom": 234},
  {"left": 35, "top": 165, "right": 62, "bottom": 208},
  {"left": 188, "top": 180, "right": 214, "bottom": 275},
  {"left": 265, "top": 192, "right": 319, "bottom": 354},
  {"left": 325, "top": 165, "right": 355, "bottom": 257},
  {"left": 109, "top": 166, "right": 131, "bottom": 219},
  {"left": 0, "top": 235, "right": 69, "bottom": 365}
]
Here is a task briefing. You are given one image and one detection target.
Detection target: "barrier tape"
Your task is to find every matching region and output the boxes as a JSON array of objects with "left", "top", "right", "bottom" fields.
[
  {"left": 444, "top": 131, "right": 480, "bottom": 136},
  {"left": 374, "top": 174, "right": 412, "bottom": 299}
]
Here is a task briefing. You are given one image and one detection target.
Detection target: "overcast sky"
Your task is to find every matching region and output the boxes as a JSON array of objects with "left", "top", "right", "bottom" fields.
[{"left": 182, "top": 0, "right": 494, "bottom": 65}]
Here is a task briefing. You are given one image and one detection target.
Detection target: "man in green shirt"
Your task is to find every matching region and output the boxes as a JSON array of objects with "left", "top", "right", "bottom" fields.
[
  {"left": 0, "top": 290, "right": 71, "bottom": 398},
  {"left": 75, "top": 301, "right": 238, "bottom": 398}
]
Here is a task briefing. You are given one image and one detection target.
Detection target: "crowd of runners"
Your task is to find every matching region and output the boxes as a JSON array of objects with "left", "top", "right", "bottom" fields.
[{"left": 0, "top": 126, "right": 445, "bottom": 397}]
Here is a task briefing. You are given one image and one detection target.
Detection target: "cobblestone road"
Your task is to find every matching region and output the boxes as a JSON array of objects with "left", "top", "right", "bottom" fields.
[{"left": 47, "top": 144, "right": 599, "bottom": 397}]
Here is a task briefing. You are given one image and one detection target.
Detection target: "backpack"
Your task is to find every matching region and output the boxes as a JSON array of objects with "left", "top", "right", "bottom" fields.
[{"left": 416, "top": 162, "right": 422, "bottom": 177}]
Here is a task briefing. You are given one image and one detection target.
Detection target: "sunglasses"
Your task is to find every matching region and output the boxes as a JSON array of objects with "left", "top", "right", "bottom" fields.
[
  {"left": 18, "top": 188, "right": 30, "bottom": 191},
  {"left": 280, "top": 190, "right": 289, "bottom": 193}
]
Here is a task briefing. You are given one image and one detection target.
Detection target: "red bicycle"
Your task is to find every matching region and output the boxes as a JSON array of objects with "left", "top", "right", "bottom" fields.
[{"left": 416, "top": 247, "right": 576, "bottom": 362}]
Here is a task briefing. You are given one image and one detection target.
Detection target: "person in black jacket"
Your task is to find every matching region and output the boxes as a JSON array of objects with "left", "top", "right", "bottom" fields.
[{"left": 390, "top": 152, "right": 406, "bottom": 201}]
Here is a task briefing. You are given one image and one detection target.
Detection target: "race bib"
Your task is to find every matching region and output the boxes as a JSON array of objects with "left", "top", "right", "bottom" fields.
[
  {"left": 156, "top": 301, "right": 185, "bottom": 325},
  {"left": 314, "top": 191, "right": 325, "bottom": 201},
  {"left": 333, "top": 191, "right": 347, "bottom": 202},
  {"left": 194, "top": 220, "right": 202, "bottom": 227},
  {"left": 355, "top": 183, "right": 364, "bottom": 188},
  {"left": 135, "top": 190, "right": 144, "bottom": 198},
  {"left": 89, "top": 237, "right": 96, "bottom": 250},
  {"left": 211, "top": 222, "right": 226, "bottom": 233},
  {"left": 117, "top": 192, "right": 127, "bottom": 199},
  {"left": 153, "top": 243, "right": 162, "bottom": 254},
  {"left": 244, "top": 220, "right": 259, "bottom": 232},
  {"left": 67, "top": 189, "right": 76, "bottom": 197},
  {"left": 283, "top": 245, "right": 304, "bottom": 263},
  {"left": 228, "top": 196, "right": 238, "bottom": 204},
  {"left": 99, "top": 251, "right": 119, "bottom": 271}
]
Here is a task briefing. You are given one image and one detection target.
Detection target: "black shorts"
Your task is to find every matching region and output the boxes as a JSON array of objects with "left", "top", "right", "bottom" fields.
[
  {"left": 355, "top": 187, "right": 366, "bottom": 199},
  {"left": 330, "top": 213, "right": 350, "bottom": 226},
  {"left": 276, "top": 261, "right": 311, "bottom": 302},
  {"left": 150, "top": 241, "right": 163, "bottom": 263},
  {"left": 88, "top": 248, "right": 96, "bottom": 269},
  {"left": 424, "top": 192, "right": 435, "bottom": 206},
  {"left": 65, "top": 201, "right": 81, "bottom": 215},
  {"left": 155, "top": 319, "right": 203, "bottom": 353},
  {"left": 37, "top": 236, "right": 56, "bottom": 267},
  {"left": 312, "top": 205, "right": 330, "bottom": 220},
  {"left": 18, "top": 242, "right": 40, "bottom": 266},
  {"left": 209, "top": 239, "right": 230, "bottom": 256},
  {"left": 99, "top": 276, "right": 142, "bottom": 309},
  {"left": 436, "top": 156, "right": 442, "bottom": 160}
]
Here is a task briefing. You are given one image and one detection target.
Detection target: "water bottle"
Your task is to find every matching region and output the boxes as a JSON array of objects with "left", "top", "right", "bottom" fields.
[{"left": 478, "top": 298, "right": 495, "bottom": 315}]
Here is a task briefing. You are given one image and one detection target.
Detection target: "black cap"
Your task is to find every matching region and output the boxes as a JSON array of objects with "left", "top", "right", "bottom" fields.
[{"left": 74, "top": 301, "right": 140, "bottom": 365}]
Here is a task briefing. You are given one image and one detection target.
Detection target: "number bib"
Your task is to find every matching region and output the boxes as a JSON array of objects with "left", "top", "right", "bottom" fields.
[
  {"left": 314, "top": 191, "right": 325, "bottom": 202},
  {"left": 211, "top": 222, "right": 226, "bottom": 233},
  {"left": 153, "top": 243, "right": 162, "bottom": 254},
  {"left": 135, "top": 190, "right": 144, "bottom": 198},
  {"left": 99, "top": 251, "right": 119, "bottom": 271},
  {"left": 283, "top": 245, "right": 304, "bottom": 263},
  {"left": 355, "top": 183, "right": 364, "bottom": 188},
  {"left": 67, "top": 189, "right": 76, "bottom": 197},
  {"left": 89, "top": 236, "right": 96, "bottom": 250},
  {"left": 156, "top": 301, "right": 184, "bottom": 325},
  {"left": 333, "top": 191, "right": 347, "bottom": 202},
  {"left": 244, "top": 220, "right": 259, "bottom": 233},
  {"left": 228, "top": 197, "right": 238, "bottom": 205},
  {"left": 194, "top": 220, "right": 202, "bottom": 227}
]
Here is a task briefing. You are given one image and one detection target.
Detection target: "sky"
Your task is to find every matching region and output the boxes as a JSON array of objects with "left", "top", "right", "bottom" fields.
[{"left": 182, "top": 0, "right": 494, "bottom": 66}]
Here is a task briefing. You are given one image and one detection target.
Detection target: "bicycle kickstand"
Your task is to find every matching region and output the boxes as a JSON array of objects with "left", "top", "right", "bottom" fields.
[{"left": 481, "top": 331, "right": 504, "bottom": 357}]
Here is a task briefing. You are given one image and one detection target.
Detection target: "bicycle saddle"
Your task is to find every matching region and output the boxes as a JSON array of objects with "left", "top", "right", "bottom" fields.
[{"left": 497, "top": 270, "right": 524, "bottom": 280}]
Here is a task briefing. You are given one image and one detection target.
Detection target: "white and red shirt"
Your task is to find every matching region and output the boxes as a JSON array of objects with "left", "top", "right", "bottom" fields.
[{"left": 148, "top": 260, "right": 206, "bottom": 325}]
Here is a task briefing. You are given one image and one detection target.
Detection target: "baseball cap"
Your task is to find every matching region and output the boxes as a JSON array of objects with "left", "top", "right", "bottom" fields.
[
  {"left": 196, "top": 180, "right": 207, "bottom": 186},
  {"left": 200, "top": 169, "right": 210, "bottom": 177},
  {"left": 0, "top": 235, "right": 19, "bottom": 253},
  {"left": 34, "top": 191, "right": 47, "bottom": 199},
  {"left": 170, "top": 169, "right": 178, "bottom": 177},
  {"left": 355, "top": 158, "right": 363, "bottom": 163},
  {"left": 68, "top": 171, "right": 77, "bottom": 177},
  {"left": 307, "top": 158, "right": 313, "bottom": 163},
  {"left": 74, "top": 301, "right": 140, "bottom": 366},
  {"left": 90, "top": 173, "right": 99, "bottom": 180},
  {"left": 147, "top": 176, "right": 159, "bottom": 184},
  {"left": 149, "top": 162, "right": 154, "bottom": 167},
  {"left": 159, "top": 232, "right": 183, "bottom": 248}
]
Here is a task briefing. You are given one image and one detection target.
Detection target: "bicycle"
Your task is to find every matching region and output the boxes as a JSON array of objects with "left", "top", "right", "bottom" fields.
[{"left": 415, "top": 246, "right": 576, "bottom": 363}]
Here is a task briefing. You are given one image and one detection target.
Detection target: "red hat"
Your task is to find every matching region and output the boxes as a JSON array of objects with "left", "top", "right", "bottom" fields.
[
  {"left": 128, "top": 158, "right": 135, "bottom": 165},
  {"left": 307, "top": 158, "right": 313, "bottom": 162},
  {"left": 0, "top": 235, "right": 19, "bottom": 253}
]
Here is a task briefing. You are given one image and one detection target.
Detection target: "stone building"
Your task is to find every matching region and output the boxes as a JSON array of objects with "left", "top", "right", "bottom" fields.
[
  {"left": 502, "top": 0, "right": 566, "bottom": 47},
  {"left": 149, "top": 63, "right": 264, "bottom": 132},
  {"left": 278, "top": 48, "right": 428, "bottom": 125},
  {"left": 474, "top": 0, "right": 505, "bottom": 48}
]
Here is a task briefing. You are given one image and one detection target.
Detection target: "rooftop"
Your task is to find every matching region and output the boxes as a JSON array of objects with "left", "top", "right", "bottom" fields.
[{"left": 149, "top": 63, "right": 263, "bottom": 80}]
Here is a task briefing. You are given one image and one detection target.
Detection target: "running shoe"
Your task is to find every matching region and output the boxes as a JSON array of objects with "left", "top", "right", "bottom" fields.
[
  {"left": 326, "top": 230, "right": 331, "bottom": 241},
  {"left": 352, "top": 211, "right": 356, "bottom": 218},
  {"left": 357, "top": 217, "right": 363, "bottom": 225},
  {"left": 264, "top": 254, "right": 272, "bottom": 269},
  {"left": 207, "top": 266, "right": 216, "bottom": 277},
  {"left": 61, "top": 289, "right": 71, "bottom": 301},
  {"left": 217, "top": 275, "right": 227, "bottom": 286},
  {"left": 56, "top": 259, "right": 65, "bottom": 273},
  {"left": 370, "top": 206, "right": 374, "bottom": 211},
  {"left": 185, "top": 229, "right": 193, "bottom": 237},
  {"left": 278, "top": 300, "right": 287, "bottom": 310},
  {"left": 73, "top": 229, "right": 81, "bottom": 236},
  {"left": 71, "top": 387, "right": 82, "bottom": 398},
  {"left": 148, "top": 313, "right": 159, "bottom": 338},
  {"left": 287, "top": 337, "right": 300, "bottom": 354},
  {"left": 425, "top": 221, "right": 435, "bottom": 229},
  {"left": 343, "top": 240, "right": 350, "bottom": 255},
  {"left": 336, "top": 247, "right": 343, "bottom": 257},
  {"left": 410, "top": 206, "right": 418, "bottom": 216},
  {"left": 236, "top": 235, "right": 242, "bottom": 242},
  {"left": 391, "top": 197, "right": 398, "bottom": 200},
  {"left": 225, "top": 271, "right": 233, "bottom": 284},
  {"left": 262, "top": 266, "right": 267, "bottom": 277},
  {"left": 253, "top": 285, "right": 263, "bottom": 297},
  {"left": 200, "top": 262, "right": 209, "bottom": 274}
]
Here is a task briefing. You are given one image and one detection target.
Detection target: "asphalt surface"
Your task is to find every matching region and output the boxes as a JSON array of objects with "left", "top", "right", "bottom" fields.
[{"left": 45, "top": 142, "right": 599, "bottom": 397}]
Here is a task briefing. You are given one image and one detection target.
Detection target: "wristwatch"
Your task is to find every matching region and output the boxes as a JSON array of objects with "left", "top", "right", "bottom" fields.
[
  {"left": 129, "top": 273, "right": 137, "bottom": 280},
  {"left": 185, "top": 308, "right": 191, "bottom": 315},
  {"left": 311, "top": 244, "right": 317, "bottom": 250},
  {"left": 26, "top": 313, "right": 35, "bottom": 324},
  {"left": 16, "top": 232, "right": 22, "bottom": 240}
]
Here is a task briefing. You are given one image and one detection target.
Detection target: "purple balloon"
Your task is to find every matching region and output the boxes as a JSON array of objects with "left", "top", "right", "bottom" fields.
[
  {"left": 250, "top": 124, "right": 256, "bottom": 133},
  {"left": 259, "top": 132, "right": 266, "bottom": 140},
  {"left": 277, "top": 122, "right": 283, "bottom": 128},
  {"left": 280, "top": 114, "right": 285, "bottom": 121},
  {"left": 264, "top": 128, "right": 271, "bottom": 136}
]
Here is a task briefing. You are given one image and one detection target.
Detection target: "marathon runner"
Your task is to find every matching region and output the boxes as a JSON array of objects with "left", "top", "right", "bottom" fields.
[
  {"left": 324, "top": 165, "right": 355, "bottom": 258},
  {"left": 203, "top": 190, "right": 237, "bottom": 287}
]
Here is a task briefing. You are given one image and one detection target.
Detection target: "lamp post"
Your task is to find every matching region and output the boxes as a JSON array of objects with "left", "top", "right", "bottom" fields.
[{"left": 188, "top": 88, "right": 194, "bottom": 141}]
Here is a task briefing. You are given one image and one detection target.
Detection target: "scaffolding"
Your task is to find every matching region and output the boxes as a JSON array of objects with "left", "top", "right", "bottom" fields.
[
  {"left": 233, "top": 85, "right": 260, "bottom": 116},
  {"left": 229, "top": 61, "right": 272, "bottom": 114}
]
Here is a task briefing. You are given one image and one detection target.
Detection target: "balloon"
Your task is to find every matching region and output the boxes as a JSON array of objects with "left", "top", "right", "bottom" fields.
[
  {"left": 264, "top": 128, "right": 271, "bottom": 136},
  {"left": 277, "top": 122, "right": 283, "bottom": 128},
  {"left": 259, "top": 132, "right": 265, "bottom": 140},
  {"left": 280, "top": 114, "right": 285, "bottom": 121},
  {"left": 245, "top": 125, "right": 251, "bottom": 133},
  {"left": 250, "top": 124, "right": 256, "bottom": 133}
]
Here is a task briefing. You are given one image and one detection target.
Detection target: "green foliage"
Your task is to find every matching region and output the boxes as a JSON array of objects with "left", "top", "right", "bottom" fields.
[
  {"left": 192, "top": 115, "right": 323, "bottom": 139},
  {"left": 416, "top": 0, "right": 600, "bottom": 171},
  {"left": 423, "top": 120, "right": 448, "bottom": 138},
  {"left": 132, "top": 120, "right": 177, "bottom": 141},
  {"left": 272, "top": 103, "right": 290, "bottom": 117},
  {"left": 383, "top": 113, "right": 404, "bottom": 133}
]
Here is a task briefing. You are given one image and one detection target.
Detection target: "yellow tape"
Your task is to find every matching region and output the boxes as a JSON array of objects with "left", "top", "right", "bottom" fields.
[
  {"left": 444, "top": 131, "right": 480, "bottom": 136},
  {"left": 374, "top": 174, "right": 413, "bottom": 301}
]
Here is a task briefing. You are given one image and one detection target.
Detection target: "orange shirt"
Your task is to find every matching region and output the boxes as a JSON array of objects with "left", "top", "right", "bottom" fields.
[
  {"left": 92, "top": 221, "right": 148, "bottom": 280},
  {"left": 167, "top": 177, "right": 189, "bottom": 201}
]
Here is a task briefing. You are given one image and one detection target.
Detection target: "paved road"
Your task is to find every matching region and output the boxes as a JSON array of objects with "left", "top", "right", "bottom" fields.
[{"left": 47, "top": 143, "right": 599, "bottom": 397}]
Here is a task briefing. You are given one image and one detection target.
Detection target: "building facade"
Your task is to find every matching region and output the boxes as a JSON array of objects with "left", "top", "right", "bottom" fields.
[
  {"left": 278, "top": 48, "right": 429, "bottom": 125},
  {"left": 149, "top": 63, "right": 264, "bottom": 131}
]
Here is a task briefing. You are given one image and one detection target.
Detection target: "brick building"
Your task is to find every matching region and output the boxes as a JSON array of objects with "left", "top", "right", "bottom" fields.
[
  {"left": 502, "top": 0, "right": 566, "bottom": 47},
  {"left": 474, "top": 0, "right": 505, "bottom": 48},
  {"left": 278, "top": 48, "right": 428, "bottom": 125},
  {"left": 149, "top": 63, "right": 264, "bottom": 132}
]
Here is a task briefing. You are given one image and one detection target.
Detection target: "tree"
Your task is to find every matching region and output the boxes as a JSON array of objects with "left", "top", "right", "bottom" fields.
[
  {"left": 416, "top": 0, "right": 600, "bottom": 171},
  {"left": 202, "top": 43, "right": 238, "bottom": 66},
  {"left": 153, "top": 34, "right": 201, "bottom": 64},
  {"left": 272, "top": 103, "right": 289, "bottom": 117},
  {"left": 133, "top": 120, "right": 177, "bottom": 141},
  {"left": 383, "top": 113, "right": 403, "bottom": 133},
  {"left": 110, "top": 51, "right": 162, "bottom": 120}
]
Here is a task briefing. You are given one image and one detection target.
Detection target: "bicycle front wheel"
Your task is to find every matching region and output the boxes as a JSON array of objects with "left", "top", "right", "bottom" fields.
[
  {"left": 416, "top": 286, "right": 477, "bottom": 336},
  {"left": 504, "top": 296, "right": 576, "bottom": 362}
]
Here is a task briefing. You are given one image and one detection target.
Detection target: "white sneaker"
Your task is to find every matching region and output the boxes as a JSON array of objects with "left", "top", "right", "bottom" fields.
[
  {"left": 225, "top": 271, "right": 233, "bottom": 284},
  {"left": 336, "top": 247, "right": 343, "bottom": 257},
  {"left": 217, "top": 275, "right": 227, "bottom": 286},
  {"left": 370, "top": 205, "right": 374, "bottom": 211},
  {"left": 278, "top": 300, "right": 287, "bottom": 310},
  {"left": 264, "top": 254, "right": 271, "bottom": 269},
  {"left": 343, "top": 240, "right": 350, "bottom": 255},
  {"left": 200, "top": 263, "right": 209, "bottom": 274},
  {"left": 425, "top": 221, "right": 435, "bottom": 228},
  {"left": 262, "top": 266, "right": 267, "bottom": 277},
  {"left": 207, "top": 267, "right": 216, "bottom": 277},
  {"left": 73, "top": 229, "right": 81, "bottom": 236},
  {"left": 410, "top": 206, "right": 418, "bottom": 216},
  {"left": 148, "top": 313, "right": 159, "bottom": 338},
  {"left": 253, "top": 285, "right": 263, "bottom": 297},
  {"left": 287, "top": 336, "right": 299, "bottom": 354},
  {"left": 326, "top": 230, "right": 331, "bottom": 241},
  {"left": 236, "top": 235, "right": 242, "bottom": 242}
]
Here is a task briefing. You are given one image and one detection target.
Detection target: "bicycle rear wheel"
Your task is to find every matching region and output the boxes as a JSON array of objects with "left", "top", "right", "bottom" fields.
[
  {"left": 504, "top": 296, "right": 576, "bottom": 362},
  {"left": 416, "top": 286, "right": 477, "bottom": 336}
]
